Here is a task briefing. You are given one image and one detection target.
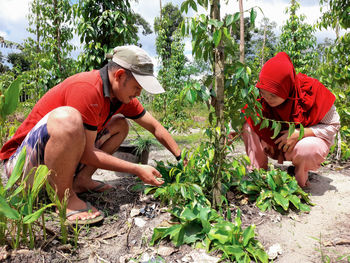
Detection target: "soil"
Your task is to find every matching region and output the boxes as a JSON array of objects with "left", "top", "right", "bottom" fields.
[{"left": 1, "top": 143, "right": 350, "bottom": 263}]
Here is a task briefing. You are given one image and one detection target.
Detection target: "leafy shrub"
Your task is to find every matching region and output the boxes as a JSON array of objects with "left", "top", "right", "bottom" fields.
[{"left": 238, "top": 169, "right": 313, "bottom": 213}]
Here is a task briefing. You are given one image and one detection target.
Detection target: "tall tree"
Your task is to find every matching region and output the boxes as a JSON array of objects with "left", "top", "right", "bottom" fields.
[
  {"left": 154, "top": 3, "right": 184, "bottom": 62},
  {"left": 180, "top": 0, "right": 258, "bottom": 207},
  {"left": 27, "top": 0, "right": 75, "bottom": 90},
  {"left": 317, "top": 0, "right": 350, "bottom": 159},
  {"left": 153, "top": 3, "right": 187, "bottom": 131},
  {"left": 0, "top": 51, "right": 9, "bottom": 73},
  {"left": 76, "top": 0, "right": 152, "bottom": 70},
  {"left": 239, "top": 0, "right": 245, "bottom": 63},
  {"left": 210, "top": 0, "right": 225, "bottom": 207},
  {"left": 250, "top": 17, "right": 278, "bottom": 82},
  {"left": 277, "top": 0, "right": 318, "bottom": 75}
]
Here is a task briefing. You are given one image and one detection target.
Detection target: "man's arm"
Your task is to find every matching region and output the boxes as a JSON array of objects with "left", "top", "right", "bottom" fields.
[
  {"left": 80, "top": 129, "right": 163, "bottom": 186},
  {"left": 133, "top": 111, "right": 181, "bottom": 158}
]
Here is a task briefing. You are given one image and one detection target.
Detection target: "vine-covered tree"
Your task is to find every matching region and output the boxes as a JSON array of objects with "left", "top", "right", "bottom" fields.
[
  {"left": 154, "top": 3, "right": 184, "bottom": 62},
  {"left": 75, "top": 0, "right": 152, "bottom": 70},
  {"left": 317, "top": 0, "right": 350, "bottom": 159},
  {"left": 277, "top": 0, "right": 318, "bottom": 75}
]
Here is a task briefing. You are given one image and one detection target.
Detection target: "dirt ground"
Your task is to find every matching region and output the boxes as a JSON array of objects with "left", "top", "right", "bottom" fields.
[{"left": 1, "top": 143, "right": 350, "bottom": 263}]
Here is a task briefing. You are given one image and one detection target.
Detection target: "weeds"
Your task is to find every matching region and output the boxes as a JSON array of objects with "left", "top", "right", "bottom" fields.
[{"left": 0, "top": 148, "right": 54, "bottom": 249}]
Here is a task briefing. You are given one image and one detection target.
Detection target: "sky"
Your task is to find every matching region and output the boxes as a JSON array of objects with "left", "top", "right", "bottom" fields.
[{"left": 0, "top": 0, "right": 340, "bottom": 63}]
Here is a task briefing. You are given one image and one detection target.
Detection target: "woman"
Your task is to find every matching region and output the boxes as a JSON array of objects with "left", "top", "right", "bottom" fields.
[{"left": 242, "top": 52, "right": 340, "bottom": 188}]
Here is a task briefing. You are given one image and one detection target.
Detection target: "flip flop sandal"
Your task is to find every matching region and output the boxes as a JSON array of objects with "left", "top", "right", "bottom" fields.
[
  {"left": 90, "top": 180, "right": 114, "bottom": 193},
  {"left": 77, "top": 180, "right": 114, "bottom": 195},
  {"left": 65, "top": 201, "right": 104, "bottom": 225}
]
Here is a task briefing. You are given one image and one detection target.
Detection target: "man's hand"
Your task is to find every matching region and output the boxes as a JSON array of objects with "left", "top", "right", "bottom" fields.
[
  {"left": 135, "top": 164, "right": 164, "bottom": 186},
  {"left": 275, "top": 129, "right": 300, "bottom": 152}
]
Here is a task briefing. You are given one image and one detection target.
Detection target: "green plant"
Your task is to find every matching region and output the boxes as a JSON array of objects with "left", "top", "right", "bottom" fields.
[
  {"left": 45, "top": 185, "right": 69, "bottom": 244},
  {"left": 238, "top": 169, "right": 313, "bottom": 213},
  {"left": 312, "top": 234, "right": 350, "bottom": 263},
  {"left": 132, "top": 136, "right": 159, "bottom": 156},
  {"left": 0, "top": 148, "right": 54, "bottom": 249},
  {"left": 151, "top": 203, "right": 268, "bottom": 262}
]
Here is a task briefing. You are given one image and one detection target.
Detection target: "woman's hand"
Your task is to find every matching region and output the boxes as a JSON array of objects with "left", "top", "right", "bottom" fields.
[{"left": 275, "top": 129, "right": 300, "bottom": 152}]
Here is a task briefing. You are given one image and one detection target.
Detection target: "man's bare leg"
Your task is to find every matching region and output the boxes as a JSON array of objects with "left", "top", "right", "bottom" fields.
[
  {"left": 45, "top": 107, "right": 101, "bottom": 221},
  {"left": 73, "top": 115, "right": 129, "bottom": 193}
]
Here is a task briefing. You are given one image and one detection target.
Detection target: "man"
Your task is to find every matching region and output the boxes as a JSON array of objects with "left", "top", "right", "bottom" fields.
[{"left": 0, "top": 45, "right": 182, "bottom": 224}]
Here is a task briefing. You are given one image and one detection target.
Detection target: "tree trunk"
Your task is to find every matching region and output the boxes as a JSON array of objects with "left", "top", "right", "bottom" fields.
[
  {"left": 53, "top": 0, "right": 62, "bottom": 72},
  {"left": 261, "top": 24, "right": 267, "bottom": 67},
  {"left": 210, "top": 0, "right": 225, "bottom": 208},
  {"left": 159, "top": 0, "right": 162, "bottom": 20},
  {"left": 35, "top": 0, "right": 41, "bottom": 97},
  {"left": 239, "top": 0, "right": 244, "bottom": 63}
]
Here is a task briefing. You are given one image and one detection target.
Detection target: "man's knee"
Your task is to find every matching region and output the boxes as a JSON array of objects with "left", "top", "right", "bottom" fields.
[
  {"left": 108, "top": 115, "right": 129, "bottom": 136},
  {"left": 47, "top": 107, "right": 85, "bottom": 138}
]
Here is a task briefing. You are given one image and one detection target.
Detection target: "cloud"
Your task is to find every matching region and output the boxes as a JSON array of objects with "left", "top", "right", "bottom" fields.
[{"left": 0, "top": 0, "right": 31, "bottom": 44}]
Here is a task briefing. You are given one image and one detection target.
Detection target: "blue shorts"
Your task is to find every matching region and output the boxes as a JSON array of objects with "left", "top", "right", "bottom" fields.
[
  {"left": 4, "top": 113, "right": 50, "bottom": 177},
  {"left": 3, "top": 112, "right": 111, "bottom": 177}
]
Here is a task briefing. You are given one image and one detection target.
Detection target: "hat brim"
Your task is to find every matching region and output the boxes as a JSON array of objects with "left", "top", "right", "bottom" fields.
[{"left": 132, "top": 73, "right": 165, "bottom": 94}]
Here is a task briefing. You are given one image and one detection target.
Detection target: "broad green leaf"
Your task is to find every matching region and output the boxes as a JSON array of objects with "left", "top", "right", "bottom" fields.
[
  {"left": 183, "top": 221, "right": 202, "bottom": 244},
  {"left": 186, "top": 89, "right": 197, "bottom": 104},
  {"left": 233, "top": 12, "right": 240, "bottom": 22},
  {"left": 299, "top": 203, "right": 311, "bottom": 212},
  {"left": 288, "top": 195, "right": 300, "bottom": 209},
  {"left": 30, "top": 165, "right": 49, "bottom": 198},
  {"left": 249, "top": 248, "right": 269, "bottom": 263},
  {"left": 208, "top": 222, "right": 233, "bottom": 244},
  {"left": 298, "top": 124, "right": 304, "bottom": 140},
  {"left": 266, "top": 173, "right": 277, "bottom": 191},
  {"left": 180, "top": 207, "right": 197, "bottom": 221},
  {"left": 242, "top": 225, "right": 256, "bottom": 246},
  {"left": 3, "top": 78, "right": 21, "bottom": 116},
  {"left": 273, "top": 192, "right": 289, "bottom": 211},
  {"left": 288, "top": 123, "right": 295, "bottom": 138},
  {"left": 213, "top": 29, "right": 222, "bottom": 47},
  {"left": 199, "top": 207, "right": 211, "bottom": 233},
  {"left": 224, "top": 245, "right": 245, "bottom": 257},
  {"left": 225, "top": 14, "right": 234, "bottom": 26},
  {"left": 150, "top": 227, "right": 168, "bottom": 245},
  {"left": 250, "top": 8, "right": 257, "bottom": 26},
  {"left": 0, "top": 196, "right": 20, "bottom": 220},
  {"left": 189, "top": 0, "right": 197, "bottom": 12},
  {"left": 23, "top": 204, "right": 54, "bottom": 224},
  {"left": 271, "top": 122, "right": 281, "bottom": 139},
  {"left": 259, "top": 119, "right": 269, "bottom": 130},
  {"left": 6, "top": 147, "right": 26, "bottom": 190}
]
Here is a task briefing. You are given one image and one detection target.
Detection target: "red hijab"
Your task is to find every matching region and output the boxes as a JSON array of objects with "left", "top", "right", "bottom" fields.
[{"left": 247, "top": 52, "right": 336, "bottom": 147}]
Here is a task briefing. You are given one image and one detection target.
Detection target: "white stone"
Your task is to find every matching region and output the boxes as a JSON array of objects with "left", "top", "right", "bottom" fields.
[
  {"left": 134, "top": 217, "right": 146, "bottom": 228},
  {"left": 130, "top": 208, "right": 140, "bottom": 217},
  {"left": 267, "top": 243, "right": 283, "bottom": 260},
  {"left": 156, "top": 246, "right": 176, "bottom": 256}
]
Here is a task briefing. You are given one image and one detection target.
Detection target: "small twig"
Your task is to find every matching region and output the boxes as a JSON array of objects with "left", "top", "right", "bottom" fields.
[
  {"left": 95, "top": 253, "right": 111, "bottom": 263},
  {"left": 56, "top": 250, "right": 73, "bottom": 263},
  {"left": 335, "top": 239, "right": 350, "bottom": 246}
]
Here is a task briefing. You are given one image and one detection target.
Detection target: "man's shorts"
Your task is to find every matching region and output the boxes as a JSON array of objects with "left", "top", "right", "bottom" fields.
[{"left": 3, "top": 111, "right": 111, "bottom": 178}]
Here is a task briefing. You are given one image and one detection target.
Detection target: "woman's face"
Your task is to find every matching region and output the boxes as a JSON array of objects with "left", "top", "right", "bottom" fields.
[{"left": 259, "top": 89, "right": 286, "bottom": 107}]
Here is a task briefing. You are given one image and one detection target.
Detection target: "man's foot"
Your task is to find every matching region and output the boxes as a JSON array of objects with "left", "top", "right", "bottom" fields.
[
  {"left": 65, "top": 202, "right": 104, "bottom": 225},
  {"left": 64, "top": 195, "right": 103, "bottom": 224},
  {"left": 73, "top": 176, "right": 114, "bottom": 194}
]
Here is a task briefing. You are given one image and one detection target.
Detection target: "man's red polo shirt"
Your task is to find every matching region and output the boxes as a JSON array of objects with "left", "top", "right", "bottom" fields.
[{"left": 0, "top": 66, "right": 145, "bottom": 160}]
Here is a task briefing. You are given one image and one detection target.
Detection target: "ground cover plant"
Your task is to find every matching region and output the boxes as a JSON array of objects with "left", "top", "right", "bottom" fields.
[{"left": 0, "top": 0, "right": 349, "bottom": 262}]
